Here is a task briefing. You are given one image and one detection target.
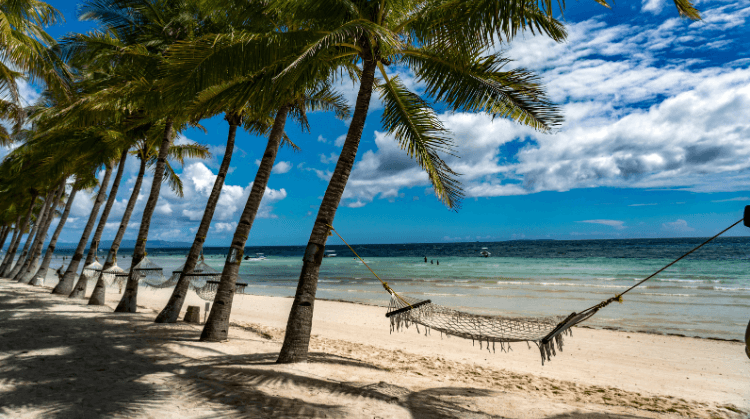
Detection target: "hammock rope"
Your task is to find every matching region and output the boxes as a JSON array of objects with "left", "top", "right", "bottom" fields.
[{"left": 327, "top": 217, "right": 743, "bottom": 365}]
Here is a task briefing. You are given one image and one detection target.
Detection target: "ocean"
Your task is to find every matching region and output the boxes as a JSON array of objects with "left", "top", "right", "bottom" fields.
[{"left": 48, "top": 237, "right": 750, "bottom": 341}]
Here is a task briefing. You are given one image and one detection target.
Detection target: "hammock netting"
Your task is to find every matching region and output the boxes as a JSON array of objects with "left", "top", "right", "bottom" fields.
[
  {"left": 386, "top": 293, "right": 598, "bottom": 364},
  {"left": 194, "top": 280, "right": 248, "bottom": 301},
  {"left": 81, "top": 260, "right": 103, "bottom": 280},
  {"left": 132, "top": 256, "right": 167, "bottom": 287},
  {"left": 100, "top": 264, "right": 125, "bottom": 286},
  {"left": 143, "top": 258, "right": 221, "bottom": 289}
]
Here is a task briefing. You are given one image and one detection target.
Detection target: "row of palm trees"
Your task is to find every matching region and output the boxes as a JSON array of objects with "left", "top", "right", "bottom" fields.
[{"left": 0, "top": 0, "right": 699, "bottom": 363}]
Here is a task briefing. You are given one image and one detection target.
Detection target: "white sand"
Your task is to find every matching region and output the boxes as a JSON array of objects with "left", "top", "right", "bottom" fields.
[{"left": 1, "top": 279, "right": 748, "bottom": 418}]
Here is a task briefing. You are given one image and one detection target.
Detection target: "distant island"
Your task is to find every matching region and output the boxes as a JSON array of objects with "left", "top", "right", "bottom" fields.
[{"left": 52, "top": 239, "right": 194, "bottom": 250}]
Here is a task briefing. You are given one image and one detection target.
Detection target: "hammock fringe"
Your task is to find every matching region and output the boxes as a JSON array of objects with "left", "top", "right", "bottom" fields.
[{"left": 387, "top": 293, "right": 577, "bottom": 365}]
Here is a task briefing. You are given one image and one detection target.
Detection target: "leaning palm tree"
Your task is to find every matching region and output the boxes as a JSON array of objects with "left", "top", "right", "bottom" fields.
[
  {"left": 263, "top": 0, "right": 567, "bottom": 363},
  {"left": 51, "top": 163, "right": 114, "bottom": 295},
  {"left": 268, "top": 0, "right": 700, "bottom": 363},
  {"left": 60, "top": 0, "right": 211, "bottom": 313},
  {"left": 14, "top": 181, "right": 65, "bottom": 282},
  {"left": 68, "top": 150, "right": 128, "bottom": 298},
  {"left": 0, "top": 190, "right": 39, "bottom": 276},
  {"left": 87, "top": 134, "right": 210, "bottom": 304},
  {"left": 30, "top": 180, "right": 83, "bottom": 286}
]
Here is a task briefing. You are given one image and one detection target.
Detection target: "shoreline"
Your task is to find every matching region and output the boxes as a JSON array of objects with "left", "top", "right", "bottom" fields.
[
  {"left": 244, "top": 291, "right": 747, "bottom": 343},
  {"left": 1, "top": 279, "right": 748, "bottom": 418}
]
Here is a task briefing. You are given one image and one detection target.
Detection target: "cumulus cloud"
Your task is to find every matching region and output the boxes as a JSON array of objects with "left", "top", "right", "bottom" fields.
[
  {"left": 336, "top": 6, "right": 750, "bottom": 207},
  {"left": 662, "top": 219, "right": 695, "bottom": 232},
  {"left": 580, "top": 219, "right": 626, "bottom": 230},
  {"left": 272, "top": 161, "right": 292, "bottom": 174},
  {"left": 642, "top": 0, "right": 665, "bottom": 14}
]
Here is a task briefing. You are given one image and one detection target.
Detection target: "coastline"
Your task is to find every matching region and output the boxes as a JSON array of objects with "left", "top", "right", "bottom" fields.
[
  {"left": 255, "top": 292, "right": 747, "bottom": 344},
  {"left": 2, "top": 279, "right": 748, "bottom": 418}
]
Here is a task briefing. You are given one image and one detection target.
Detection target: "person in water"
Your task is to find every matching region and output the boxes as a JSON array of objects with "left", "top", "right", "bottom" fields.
[
  {"left": 424, "top": 256, "right": 427, "bottom": 263},
  {"left": 436, "top": 260, "right": 439, "bottom": 266},
  {"left": 745, "top": 318, "right": 750, "bottom": 359},
  {"left": 431, "top": 260, "right": 434, "bottom": 264}
]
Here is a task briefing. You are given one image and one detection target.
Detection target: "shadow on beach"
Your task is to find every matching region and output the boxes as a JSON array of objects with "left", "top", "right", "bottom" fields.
[{"left": 0, "top": 279, "right": 716, "bottom": 419}]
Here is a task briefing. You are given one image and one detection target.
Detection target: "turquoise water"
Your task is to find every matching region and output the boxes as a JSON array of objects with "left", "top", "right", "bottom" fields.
[{"left": 46, "top": 237, "right": 750, "bottom": 340}]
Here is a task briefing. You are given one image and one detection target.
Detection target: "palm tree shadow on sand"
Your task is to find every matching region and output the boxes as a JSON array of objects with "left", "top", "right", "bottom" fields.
[{"left": 0, "top": 281, "right": 657, "bottom": 419}]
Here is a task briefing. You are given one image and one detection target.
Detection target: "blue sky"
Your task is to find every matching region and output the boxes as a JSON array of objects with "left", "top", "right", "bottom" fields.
[{"left": 10, "top": 0, "right": 750, "bottom": 246}]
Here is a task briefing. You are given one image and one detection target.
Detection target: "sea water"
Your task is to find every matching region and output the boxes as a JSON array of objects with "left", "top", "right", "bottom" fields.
[{"left": 48, "top": 237, "right": 750, "bottom": 341}]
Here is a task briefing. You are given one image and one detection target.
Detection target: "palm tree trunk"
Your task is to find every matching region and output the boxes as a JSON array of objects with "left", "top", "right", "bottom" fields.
[
  {"left": 71, "top": 151, "right": 128, "bottom": 299},
  {"left": 276, "top": 59, "right": 378, "bottom": 363},
  {"left": 31, "top": 186, "right": 79, "bottom": 286},
  {"left": 0, "top": 215, "right": 22, "bottom": 273},
  {"left": 200, "top": 106, "right": 290, "bottom": 341},
  {"left": 0, "top": 225, "right": 10, "bottom": 255},
  {"left": 156, "top": 113, "right": 240, "bottom": 323},
  {"left": 9, "top": 190, "right": 54, "bottom": 279},
  {"left": 115, "top": 119, "right": 174, "bottom": 313},
  {"left": 17, "top": 183, "right": 65, "bottom": 282},
  {"left": 1, "top": 193, "right": 38, "bottom": 277},
  {"left": 89, "top": 154, "right": 146, "bottom": 304},
  {"left": 52, "top": 166, "right": 114, "bottom": 295}
]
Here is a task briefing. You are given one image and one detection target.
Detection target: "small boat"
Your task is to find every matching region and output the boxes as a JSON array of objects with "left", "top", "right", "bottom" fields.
[
  {"left": 323, "top": 249, "right": 337, "bottom": 258},
  {"left": 480, "top": 247, "right": 490, "bottom": 258},
  {"left": 244, "top": 253, "right": 267, "bottom": 261}
]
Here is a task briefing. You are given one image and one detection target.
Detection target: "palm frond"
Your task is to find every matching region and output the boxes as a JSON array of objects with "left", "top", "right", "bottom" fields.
[{"left": 376, "top": 69, "right": 462, "bottom": 209}]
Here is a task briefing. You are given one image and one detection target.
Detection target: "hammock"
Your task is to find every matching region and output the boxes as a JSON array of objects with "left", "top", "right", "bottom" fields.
[
  {"left": 386, "top": 293, "right": 598, "bottom": 364},
  {"left": 81, "top": 260, "right": 103, "bottom": 281},
  {"left": 328, "top": 216, "right": 745, "bottom": 365},
  {"left": 194, "top": 279, "right": 248, "bottom": 301},
  {"left": 114, "top": 272, "right": 128, "bottom": 291},
  {"left": 100, "top": 263, "right": 125, "bottom": 286},
  {"left": 133, "top": 256, "right": 167, "bottom": 287}
]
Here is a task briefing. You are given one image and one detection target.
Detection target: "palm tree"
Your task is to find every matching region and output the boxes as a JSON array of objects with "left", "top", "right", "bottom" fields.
[
  {"left": 88, "top": 135, "right": 210, "bottom": 304},
  {"left": 68, "top": 151, "right": 128, "bottom": 298},
  {"left": 59, "top": 0, "right": 212, "bottom": 313},
  {"left": 15, "top": 181, "right": 66, "bottom": 282},
  {"left": 0, "top": 191, "right": 39, "bottom": 276},
  {"left": 51, "top": 163, "right": 113, "bottom": 295},
  {"left": 7, "top": 188, "right": 54, "bottom": 278},
  {"left": 0, "top": 0, "right": 67, "bottom": 136},
  {"left": 268, "top": 0, "right": 701, "bottom": 363},
  {"left": 259, "top": 0, "right": 571, "bottom": 363},
  {"left": 30, "top": 182, "right": 81, "bottom": 286}
]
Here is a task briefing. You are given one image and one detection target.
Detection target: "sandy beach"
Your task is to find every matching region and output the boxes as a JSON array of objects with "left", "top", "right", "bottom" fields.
[{"left": 0, "top": 278, "right": 748, "bottom": 418}]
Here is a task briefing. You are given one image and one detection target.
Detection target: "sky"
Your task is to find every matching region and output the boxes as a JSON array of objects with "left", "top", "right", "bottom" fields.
[{"left": 6, "top": 0, "right": 750, "bottom": 246}]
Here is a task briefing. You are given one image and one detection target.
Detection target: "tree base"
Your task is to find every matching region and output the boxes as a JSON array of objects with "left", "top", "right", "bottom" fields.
[{"left": 88, "top": 279, "right": 106, "bottom": 305}]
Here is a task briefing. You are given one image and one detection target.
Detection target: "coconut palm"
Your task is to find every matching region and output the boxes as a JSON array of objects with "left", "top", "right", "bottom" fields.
[
  {"left": 30, "top": 182, "right": 81, "bottom": 286},
  {"left": 7, "top": 188, "right": 54, "bottom": 278},
  {"left": 0, "top": 191, "right": 39, "bottom": 276},
  {"left": 14, "top": 181, "right": 65, "bottom": 282},
  {"left": 68, "top": 151, "right": 128, "bottom": 298},
  {"left": 87, "top": 134, "right": 210, "bottom": 304},
  {"left": 51, "top": 163, "right": 113, "bottom": 295},
  {"left": 17, "top": 182, "right": 65, "bottom": 282},
  {"left": 0, "top": 0, "right": 67, "bottom": 135}
]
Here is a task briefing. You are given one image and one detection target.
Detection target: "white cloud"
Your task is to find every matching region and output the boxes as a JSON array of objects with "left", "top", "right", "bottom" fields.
[
  {"left": 272, "top": 161, "right": 292, "bottom": 174},
  {"left": 212, "top": 222, "right": 237, "bottom": 233},
  {"left": 628, "top": 203, "right": 657, "bottom": 207},
  {"left": 642, "top": 0, "right": 665, "bottom": 14},
  {"left": 336, "top": 8, "right": 750, "bottom": 207},
  {"left": 580, "top": 219, "right": 626, "bottom": 230},
  {"left": 334, "top": 134, "right": 347, "bottom": 147},
  {"left": 320, "top": 153, "right": 339, "bottom": 165},
  {"left": 711, "top": 197, "right": 749, "bottom": 203},
  {"left": 662, "top": 219, "right": 695, "bottom": 232},
  {"left": 317, "top": 135, "right": 328, "bottom": 143}
]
